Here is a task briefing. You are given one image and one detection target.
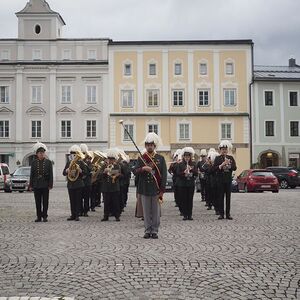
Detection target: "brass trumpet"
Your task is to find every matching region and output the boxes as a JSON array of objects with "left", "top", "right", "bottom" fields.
[{"left": 91, "top": 151, "right": 107, "bottom": 184}]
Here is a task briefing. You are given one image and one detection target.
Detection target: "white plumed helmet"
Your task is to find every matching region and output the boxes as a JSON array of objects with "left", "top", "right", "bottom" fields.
[
  {"left": 80, "top": 144, "right": 89, "bottom": 154},
  {"left": 143, "top": 132, "right": 162, "bottom": 147},
  {"left": 218, "top": 140, "right": 233, "bottom": 150},
  {"left": 32, "top": 141, "right": 47, "bottom": 153},
  {"left": 69, "top": 144, "right": 81, "bottom": 153},
  {"left": 200, "top": 149, "right": 207, "bottom": 156},
  {"left": 182, "top": 147, "right": 195, "bottom": 156},
  {"left": 173, "top": 149, "right": 182, "bottom": 159},
  {"left": 106, "top": 148, "right": 119, "bottom": 160}
]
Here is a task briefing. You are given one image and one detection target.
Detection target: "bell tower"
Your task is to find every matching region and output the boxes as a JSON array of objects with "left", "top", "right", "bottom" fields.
[{"left": 16, "top": 0, "right": 66, "bottom": 40}]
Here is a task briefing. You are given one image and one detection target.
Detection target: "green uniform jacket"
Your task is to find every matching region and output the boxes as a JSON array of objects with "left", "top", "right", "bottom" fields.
[
  {"left": 176, "top": 161, "right": 198, "bottom": 187},
  {"left": 29, "top": 158, "right": 53, "bottom": 189},
  {"left": 100, "top": 162, "right": 121, "bottom": 193},
  {"left": 63, "top": 160, "right": 88, "bottom": 189},
  {"left": 135, "top": 153, "right": 167, "bottom": 196}
]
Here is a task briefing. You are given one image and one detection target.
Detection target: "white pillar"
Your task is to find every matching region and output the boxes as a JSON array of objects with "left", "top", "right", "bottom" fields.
[
  {"left": 162, "top": 50, "right": 169, "bottom": 112},
  {"left": 15, "top": 66, "right": 23, "bottom": 143},
  {"left": 137, "top": 50, "right": 143, "bottom": 112},
  {"left": 49, "top": 67, "right": 57, "bottom": 142},
  {"left": 188, "top": 50, "right": 194, "bottom": 112},
  {"left": 213, "top": 50, "right": 220, "bottom": 112}
]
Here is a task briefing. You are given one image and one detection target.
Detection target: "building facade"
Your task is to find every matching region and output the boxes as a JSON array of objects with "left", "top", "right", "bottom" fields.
[
  {"left": 108, "top": 41, "right": 253, "bottom": 175},
  {"left": 0, "top": 0, "right": 109, "bottom": 181},
  {"left": 252, "top": 58, "right": 300, "bottom": 168}
]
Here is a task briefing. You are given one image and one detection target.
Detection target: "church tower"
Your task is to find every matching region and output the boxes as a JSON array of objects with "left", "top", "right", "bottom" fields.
[{"left": 16, "top": 0, "right": 65, "bottom": 39}]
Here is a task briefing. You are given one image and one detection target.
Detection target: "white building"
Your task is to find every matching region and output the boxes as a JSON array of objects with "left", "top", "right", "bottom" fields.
[
  {"left": 0, "top": 0, "right": 110, "bottom": 181},
  {"left": 252, "top": 58, "right": 300, "bottom": 168}
]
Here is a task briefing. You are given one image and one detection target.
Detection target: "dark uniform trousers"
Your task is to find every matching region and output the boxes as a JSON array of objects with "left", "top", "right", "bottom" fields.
[
  {"left": 178, "top": 186, "right": 195, "bottom": 218},
  {"left": 68, "top": 188, "right": 82, "bottom": 218},
  {"left": 120, "top": 184, "right": 129, "bottom": 208},
  {"left": 81, "top": 186, "right": 91, "bottom": 213},
  {"left": 216, "top": 177, "right": 232, "bottom": 217},
  {"left": 34, "top": 188, "right": 49, "bottom": 219},
  {"left": 103, "top": 192, "right": 120, "bottom": 218},
  {"left": 200, "top": 178, "right": 207, "bottom": 201}
]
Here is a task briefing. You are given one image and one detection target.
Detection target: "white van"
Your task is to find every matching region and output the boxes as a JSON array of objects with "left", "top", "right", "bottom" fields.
[{"left": 0, "top": 163, "right": 11, "bottom": 190}]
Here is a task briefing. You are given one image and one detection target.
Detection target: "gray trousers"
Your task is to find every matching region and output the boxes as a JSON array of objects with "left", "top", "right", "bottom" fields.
[{"left": 141, "top": 195, "right": 161, "bottom": 234}]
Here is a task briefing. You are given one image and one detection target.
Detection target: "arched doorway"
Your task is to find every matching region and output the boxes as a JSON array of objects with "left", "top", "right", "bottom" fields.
[
  {"left": 259, "top": 151, "right": 279, "bottom": 168},
  {"left": 22, "top": 154, "right": 36, "bottom": 166}
]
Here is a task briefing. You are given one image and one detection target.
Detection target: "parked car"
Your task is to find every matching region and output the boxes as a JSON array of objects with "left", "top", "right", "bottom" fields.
[
  {"left": 0, "top": 163, "right": 11, "bottom": 190},
  {"left": 195, "top": 174, "right": 238, "bottom": 193},
  {"left": 236, "top": 169, "right": 279, "bottom": 193},
  {"left": 4, "top": 166, "right": 31, "bottom": 192},
  {"left": 266, "top": 166, "right": 300, "bottom": 189}
]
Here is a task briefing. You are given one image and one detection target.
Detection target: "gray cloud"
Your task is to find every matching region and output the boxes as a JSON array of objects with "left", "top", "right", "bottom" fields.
[{"left": 0, "top": 0, "right": 299, "bottom": 65}]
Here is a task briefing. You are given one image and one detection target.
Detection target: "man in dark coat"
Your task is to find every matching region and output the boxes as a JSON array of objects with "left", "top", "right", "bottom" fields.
[
  {"left": 135, "top": 133, "right": 167, "bottom": 239},
  {"left": 29, "top": 142, "right": 53, "bottom": 222},
  {"left": 213, "top": 140, "right": 237, "bottom": 220}
]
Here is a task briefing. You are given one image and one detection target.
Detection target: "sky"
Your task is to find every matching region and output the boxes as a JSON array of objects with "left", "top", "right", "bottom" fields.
[{"left": 0, "top": 0, "right": 299, "bottom": 66}]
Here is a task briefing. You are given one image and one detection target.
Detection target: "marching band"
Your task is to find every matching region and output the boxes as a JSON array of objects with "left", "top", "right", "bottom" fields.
[{"left": 30, "top": 128, "right": 237, "bottom": 238}]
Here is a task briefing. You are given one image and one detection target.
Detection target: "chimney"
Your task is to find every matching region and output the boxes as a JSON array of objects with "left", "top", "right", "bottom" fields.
[{"left": 289, "top": 57, "right": 296, "bottom": 67}]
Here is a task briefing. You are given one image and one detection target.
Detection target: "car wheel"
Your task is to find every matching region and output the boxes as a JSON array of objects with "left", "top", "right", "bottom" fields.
[
  {"left": 290, "top": 185, "right": 296, "bottom": 189},
  {"left": 272, "top": 190, "right": 279, "bottom": 193},
  {"left": 19, "top": 191, "right": 24, "bottom": 193},
  {"left": 280, "top": 180, "right": 288, "bottom": 189}
]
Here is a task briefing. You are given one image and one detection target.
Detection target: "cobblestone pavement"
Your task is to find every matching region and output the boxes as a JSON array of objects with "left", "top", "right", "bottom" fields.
[{"left": 0, "top": 188, "right": 299, "bottom": 300}]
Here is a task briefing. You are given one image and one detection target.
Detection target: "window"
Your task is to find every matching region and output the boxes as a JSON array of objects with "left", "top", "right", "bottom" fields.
[
  {"left": 121, "top": 90, "right": 134, "bottom": 107},
  {"left": 148, "top": 124, "right": 158, "bottom": 134},
  {"left": 265, "top": 121, "right": 275, "bottom": 137},
  {"left": 221, "top": 123, "right": 232, "bottom": 139},
  {"left": 35, "top": 24, "right": 41, "bottom": 34},
  {"left": 63, "top": 49, "right": 71, "bottom": 60},
  {"left": 123, "top": 124, "right": 133, "bottom": 141},
  {"left": 86, "top": 120, "right": 96, "bottom": 138},
  {"left": 224, "top": 89, "right": 236, "bottom": 106},
  {"left": 290, "top": 121, "right": 299, "bottom": 137},
  {"left": 149, "top": 63, "right": 156, "bottom": 76},
  {"left": 289, "top": 92, "right": 298, "bottom": 106},
  {"left": 0, "top": 120, "right": 9, "bottom": 138},
  {"left": 1, "top": 50, "right": 9, "bottom": 60},
  {"left": 0, "top": 86, "right": 9, "bottom": 103},
  {"left": 179, "top": 123, "right": 190, "bottom": 140},
  {"left": 265, "top": 91, "right": 273, "bottom": 106},
  {"left": 61, "top": 120, "right": 71, "bottom": 138},
  {"left": 86, "top": 85, "right": 97, "bottom": 104},
  {"left": 173, "top": 90, "right": 184, "bottom": 106},
  {"left": 88, "top": 50, "right": 96, "bottom": 60},
  {"left": 175, "top": 63, "right": 182, "bottom": 75},
  {"left": 225, "top": 62, "right": 234, "bottom": 75},
  {"left": 198, "top": 89, "right": 210, "bottom": 106},
  {"left": 124, "top": 64, "right": 132, "bottom": 76},
  {"left": 199, "top": 63, "right": 207, "bottom": 75},
  {"left": 32, "top": 49, "right": 41, "bottom": 60},
  {"left": 31, "top": 86, "right": 42, "bottom": 104},
  {"left": 147, "top": 89, "right": 159, "bottom": 107},
  {"left": 61, "top": 86, "right": 71, "bottom": 103},
  {"left": 31, "top": 120, "right": 41, "bottom": 138}
]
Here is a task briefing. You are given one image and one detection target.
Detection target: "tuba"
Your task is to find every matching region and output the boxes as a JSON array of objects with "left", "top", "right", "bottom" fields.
[
  {"left": 91, "top": 151, "right": 107, "bottom": 183},
  {"left": 67, "top": 151, "right": 85, "bottom": 182}
]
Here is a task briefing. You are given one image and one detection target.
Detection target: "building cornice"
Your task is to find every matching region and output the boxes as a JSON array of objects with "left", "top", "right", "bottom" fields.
[
  {"left": 110, "top": 112, "right": 249, "bottom": 117},
  {"left": 0, "top": 60, "right": 108, "bottom": 66}
]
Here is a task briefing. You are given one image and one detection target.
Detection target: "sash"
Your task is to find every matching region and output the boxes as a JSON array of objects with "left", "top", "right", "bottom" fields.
[{"left": 142, "top": 152, "right": 162, "bottom": 191}]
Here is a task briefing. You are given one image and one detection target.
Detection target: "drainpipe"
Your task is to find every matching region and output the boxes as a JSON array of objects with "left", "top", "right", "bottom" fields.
[{"left": 249, "top": 42, "right": 254, "bottom": 168}]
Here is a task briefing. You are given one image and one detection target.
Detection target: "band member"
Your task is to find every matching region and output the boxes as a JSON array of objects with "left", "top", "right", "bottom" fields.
[
  {"left": 100, "top": 149, "right": 122, "bottom": 222},
  {"left": 80, "top": 144, "right": 92, "bottom": 217},
  {"left": 118, "top": 149, "right": 131, "bottom": 211},
  {"left": 203, "top": 149, "right": 219, "bottom": 211},
  {"left": 213, "top": 140, "right": 237, "bottom": 220},
  {"left": 168, "top": 149, "right": 182, "bottom": 213},
  {"left": 63, "top": 145, "right": 88, "bottom": 221},
  {"left": 135, "top": 133, "right": 167, "bottom": 239},
  {"left": 196, "top": 149, "right": 207, "bottom": 202},
  {"left": 176, "top": 147, "right": 198, "bottom": 220},
  {"left": 29, "top": 142, "right": 53, "bottom": 222}
]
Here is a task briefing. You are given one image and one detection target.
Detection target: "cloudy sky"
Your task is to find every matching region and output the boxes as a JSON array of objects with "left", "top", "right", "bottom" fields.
[{"left": 1, "top": 0, "right": 299, "bottom": 66}]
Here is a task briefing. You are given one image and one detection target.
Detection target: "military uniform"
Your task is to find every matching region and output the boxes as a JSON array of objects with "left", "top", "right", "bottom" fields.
[
  {"left": 196, "top": 159, "right": 208, "bottom": 202},
  {"left": 176, "top": 160, "right": 197, "bottom": 220},
  {"left": 29, "top": 158, "right": 53, "bottom": 221},
  {"left": 119, "top": 160, "right": 131, "bottom": 210},
  {"left": 168, "top": 161, "right": 181, "bottom": 213},
  {"left": 63, "top": 158, "right": 88, "bottom": 221},
  {"left": 100, "top": 162, "right": 122, "bottom": 221},
  {"left": 213, "top": 154, "right": 237, "bottom": 219},
  {"left": 81, "top": 158, "right": 92, "bottom": 216},
  {"left": 135, "top": 152, "right": 167, "bottom": 236}
]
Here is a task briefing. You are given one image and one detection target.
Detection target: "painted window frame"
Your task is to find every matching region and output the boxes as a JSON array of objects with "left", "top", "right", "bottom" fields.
[
  {"left": 290, "top": 120, "right": 299, "bottom": 137},
  {"left": 149, "top": 63, "right": 157, "bottom": 76},
  {"left": 172, "top": 89, "right": 184, "bottom": 107},
  {"left": 0, "top": 120, "right": 9, "bottom": 138},
  {"left": 264, "top": 90, "right": 274, "bottom": 106},
  {"left": 0, "top": 86, "right": 10, "bottom": 103},
  {"left": 198, "top": 89, "right": 210, "bottom": 106},
  {"left": 60, "top": 120, "right": 72, "bottom": 139},
  {"left": 178, "top": 122, "right": 191, "bottom": 141},
  {"left": 288, "top": 90, "right": 299, "bottom": 107},
  {"left": 124, "top": 63, "right": 132, "bottom": 77},
  {"left": 31, "top": 120, "right": 42, "bottom": 138},
  {"left": 86, "top": 119, "right": 97, "bottom": 138},
  {"left": 121, "top": 90, "right": 134, "bottom": 108},
  {"left": 174, "top": 62, "right": 182, "bottom": 76},
  {"left": 146, "top": 89, "right": 159, "bottom": 107},
  {"left": 220, "top": 122, "right": 233, "bottom": 140},
  {"left": 61, "top": 85, "right": 72, "bottom": 104},
  {"left": 223, "top": 88, "right": 236, "bottom": 106},
  {"left": 265, "top": 120, "right": 275, "bottom": 137},
  {"left": 122, "top": 122, "right": 135, "bottom": 142},
  {"left": 31, "top": 85, "right": 43, "bottom": 104},
  {"left": 86, "top": 85, "right": 97, "bottom": 104},
  {"left": 199, "top": 62, "right": 208, "bottom": 76}
]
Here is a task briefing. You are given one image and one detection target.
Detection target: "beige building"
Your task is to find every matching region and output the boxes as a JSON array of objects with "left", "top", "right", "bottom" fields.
[{"left": 108, "top": 41, "right": 253, "bottom": 175}]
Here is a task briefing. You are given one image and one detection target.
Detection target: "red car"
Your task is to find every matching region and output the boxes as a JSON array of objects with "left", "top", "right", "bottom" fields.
[{"left": 236, "top": 169, "right": 279, "bottom": 193}]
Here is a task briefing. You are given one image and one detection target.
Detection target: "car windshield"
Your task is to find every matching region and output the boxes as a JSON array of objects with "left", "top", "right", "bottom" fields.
[
  {"left": 14, "top": 168, "right": 31, "bottom": 176},
  {"left": 1, "top": 166, "right": 10, "bottom": 175},
  {"left": 252, "top": 171, "right": 274, "bottom": 177}
]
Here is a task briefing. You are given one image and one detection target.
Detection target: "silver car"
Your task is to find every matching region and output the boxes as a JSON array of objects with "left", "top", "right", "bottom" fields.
[{"left": 5, "top": 167, "right": 31, "bottom": 193}]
